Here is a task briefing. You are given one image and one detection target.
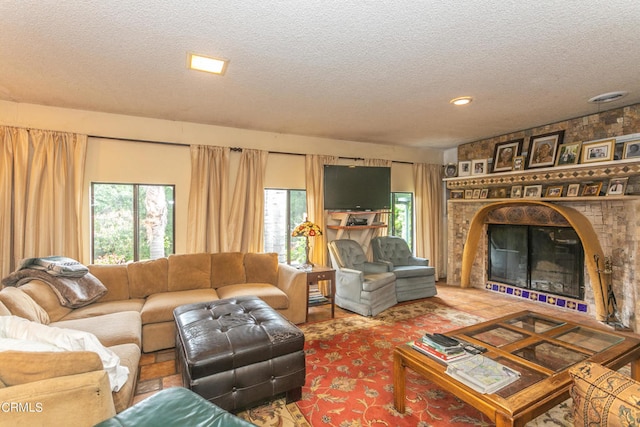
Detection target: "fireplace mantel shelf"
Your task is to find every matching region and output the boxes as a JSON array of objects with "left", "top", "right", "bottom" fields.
[
  {"left": 447, "top": 195, "right": 640, "bottom": 203},
  {"left": 444, "top": 158, "right": 640, "bottom": 189}
]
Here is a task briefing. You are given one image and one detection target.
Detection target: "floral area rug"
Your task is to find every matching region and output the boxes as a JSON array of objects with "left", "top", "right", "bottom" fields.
[{"left": 238, "top": 300, "right": 574, "bottom": 426}]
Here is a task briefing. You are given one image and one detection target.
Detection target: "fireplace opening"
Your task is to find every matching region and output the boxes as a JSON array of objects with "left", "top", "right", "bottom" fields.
[{"left": 488, "top": 224, "right": 585, "bottom": 300}]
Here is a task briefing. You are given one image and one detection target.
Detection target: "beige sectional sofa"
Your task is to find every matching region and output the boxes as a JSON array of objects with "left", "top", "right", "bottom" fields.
[{"left": 0, "top": 252, "right": 307, "bottom": 421}]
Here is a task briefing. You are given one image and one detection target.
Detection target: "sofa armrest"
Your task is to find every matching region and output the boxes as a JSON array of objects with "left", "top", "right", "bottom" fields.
[
  {"left": 0, "top": 350, "right": 103, "bottom": 386},
  {"left": 0, "top": 370, "right": 115, "bottom": 427},
  {"left": 276, "top": 264, "right": 307, "bottom": 323}
]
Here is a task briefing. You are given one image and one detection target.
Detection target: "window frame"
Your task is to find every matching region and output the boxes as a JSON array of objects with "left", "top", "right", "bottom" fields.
[{"left": 90, "top": 182, "right": 175, "bottom": 264}]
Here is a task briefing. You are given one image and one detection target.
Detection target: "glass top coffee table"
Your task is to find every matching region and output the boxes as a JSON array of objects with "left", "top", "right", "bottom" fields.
[{"left": 393, "top": 310, "right": 640, "bottom": 426}]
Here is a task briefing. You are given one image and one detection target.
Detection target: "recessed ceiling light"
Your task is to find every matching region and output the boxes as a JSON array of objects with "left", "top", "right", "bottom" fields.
[
  {"left": 188, "top": 53, "right": 228, "bottom": 75},
  {"left": 588, "top": 91, "right": 628, "bottom": 104},
  {"left": 450, "top": 96, "right": 473, "bottom": 106}
]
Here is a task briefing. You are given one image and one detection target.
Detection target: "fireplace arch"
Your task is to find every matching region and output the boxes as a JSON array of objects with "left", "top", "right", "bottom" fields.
[{"left": 460, "top": 200, "right": 610, "bottom": 321}]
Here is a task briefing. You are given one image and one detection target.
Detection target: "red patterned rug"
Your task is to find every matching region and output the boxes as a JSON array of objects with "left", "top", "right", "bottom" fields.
[{"left": 238, "top": 300, "right": 573, "bottom": 426}]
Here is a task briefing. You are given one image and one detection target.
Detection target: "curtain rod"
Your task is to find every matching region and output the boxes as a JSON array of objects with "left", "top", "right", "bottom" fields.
[{"left": 88, "top": 134, "right": 412, "bottom": 164}]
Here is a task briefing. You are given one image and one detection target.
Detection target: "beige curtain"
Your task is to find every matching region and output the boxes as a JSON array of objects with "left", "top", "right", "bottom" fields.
[
  {"left": 228, "top": 149, "right": 268, "bottom": 252},
  {"left": 305, "top": 154, "right": 338, "bottom": 267},
  {"left": 186, "top": 145, "right": 230, "bottom": 253},
  {"left": 413, "top": 163, "right": 443, "bottom": 279},
  {"left": 364, "top": 158, "right": 392, "bottom": 238},
  {"left": 0, "top": 127, "right": 87, "bottom": 278}
]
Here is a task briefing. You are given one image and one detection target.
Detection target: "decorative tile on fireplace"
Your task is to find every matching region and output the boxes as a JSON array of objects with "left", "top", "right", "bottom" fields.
[{"left": 486, "top": 282, "right": 588, "bottom": 314}]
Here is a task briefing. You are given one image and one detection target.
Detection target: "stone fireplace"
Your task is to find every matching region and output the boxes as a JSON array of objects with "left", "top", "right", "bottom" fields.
[{"left": 447, "top": 198, "right": 640, "bottom": 332}]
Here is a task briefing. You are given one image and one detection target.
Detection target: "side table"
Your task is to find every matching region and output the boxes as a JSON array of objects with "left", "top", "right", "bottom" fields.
[{"left": 305, "top": 266, "right": 336, "bottom": 322}]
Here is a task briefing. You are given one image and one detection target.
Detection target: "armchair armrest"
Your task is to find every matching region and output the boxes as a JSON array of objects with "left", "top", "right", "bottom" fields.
[
  {"left": 362, "top": 261, "right": 391, "bottom": 274},
  {"left": 407, "top": 256, "right": 429, "bottom": 266}
]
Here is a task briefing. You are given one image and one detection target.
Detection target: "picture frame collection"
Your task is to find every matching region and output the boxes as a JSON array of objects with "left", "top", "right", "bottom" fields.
[
  {"left": 450, "top": 177, "right": 629, "bottom": 200},
  {"left": 448, "top": 131, "right": 638, "bottom": 200},
  {"left": 453, "top": 132, "right": 640, "bottom": 178}
]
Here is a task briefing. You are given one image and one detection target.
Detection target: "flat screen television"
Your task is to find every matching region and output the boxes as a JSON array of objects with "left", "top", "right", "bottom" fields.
[{"left": 323, "top": 165, "right": 391, "bottom": 211}]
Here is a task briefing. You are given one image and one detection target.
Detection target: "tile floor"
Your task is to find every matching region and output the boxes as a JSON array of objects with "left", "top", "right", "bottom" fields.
[{"left": 133, "top": 281, "right": 632, "bottom": 404}]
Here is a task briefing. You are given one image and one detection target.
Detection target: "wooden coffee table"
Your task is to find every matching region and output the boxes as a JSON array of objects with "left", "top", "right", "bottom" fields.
[{"left": 393, "top": 310, "right": 640, "bottom": 426}]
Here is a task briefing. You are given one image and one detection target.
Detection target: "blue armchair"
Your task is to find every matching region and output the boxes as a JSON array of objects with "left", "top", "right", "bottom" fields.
[
  {"left": 371, "top": 236, "right": 437, "bottom": 301},
  {"left": 328, "top": 239, "right": 397, "bottom": 316}
]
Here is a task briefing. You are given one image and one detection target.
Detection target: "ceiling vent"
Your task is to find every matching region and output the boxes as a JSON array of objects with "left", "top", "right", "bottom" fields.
[{"left": 588, "top": 91, "right": 628, "bottom": 104}]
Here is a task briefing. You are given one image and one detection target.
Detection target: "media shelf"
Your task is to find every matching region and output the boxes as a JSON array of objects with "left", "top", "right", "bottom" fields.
[{"left": 325, "top": 210, "right": 389, "bottom": 257}]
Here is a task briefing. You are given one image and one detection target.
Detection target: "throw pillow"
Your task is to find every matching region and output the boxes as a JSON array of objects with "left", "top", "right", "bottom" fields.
[{"left": 0, "top": 287, "right": 50, "bottom": 324}]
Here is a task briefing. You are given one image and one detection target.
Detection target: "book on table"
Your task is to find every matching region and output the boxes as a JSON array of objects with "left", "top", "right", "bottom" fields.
[
  {"left": 445, "top": 354, "right": 520, "bottom": 394},
  {"left": 410, "top": 340, "right": 472, "bottom": 364},
  {"left": 422, "top": 333, "right": 465, "bottom": 355}
]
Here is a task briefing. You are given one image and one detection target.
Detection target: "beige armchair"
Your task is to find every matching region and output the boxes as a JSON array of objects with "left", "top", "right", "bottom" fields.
[{"left": 328, "top": 239, "right": 397, "bottom": 316}]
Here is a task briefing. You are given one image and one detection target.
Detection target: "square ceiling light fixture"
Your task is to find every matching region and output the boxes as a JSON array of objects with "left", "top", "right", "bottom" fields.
[{"left": 188, "top": 53, "right": 228, "bottom": 75}]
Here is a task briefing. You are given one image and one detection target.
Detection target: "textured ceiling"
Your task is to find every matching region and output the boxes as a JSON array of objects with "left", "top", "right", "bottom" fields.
[{"left": 1, "top": 1, "right": 640, "bottom": 149}]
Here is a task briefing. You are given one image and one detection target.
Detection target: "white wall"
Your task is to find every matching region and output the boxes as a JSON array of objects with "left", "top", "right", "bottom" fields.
[{"left": 1, "top": 100, "right": 445, "bottom": 263}]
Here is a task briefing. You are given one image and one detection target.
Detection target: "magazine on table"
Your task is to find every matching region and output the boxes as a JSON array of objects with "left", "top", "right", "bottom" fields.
[{"left": 445, "top": 354, "right": 520, "bottom": 394}]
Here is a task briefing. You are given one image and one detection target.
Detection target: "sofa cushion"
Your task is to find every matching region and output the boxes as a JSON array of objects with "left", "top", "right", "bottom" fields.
[
  {"left": 211, "top": 252, "right": 246, "bottom": 287},
  {"left": 244, "top": 252, "right": 278, "bottom": 286},
  {"left": 19, "top": 280, "right": 73, "bottom": 322},
  {"left": 0, "top": 286, "right": 50, "bottom": 324},
  {"left": 141, "top": 289, "right": 219, "bottom": 324},
  {"left": 90, "top": 264, "right": 131, "bottom": 302},
  {"left": 52, "top": 311, "right": 142, "bottom": 348},
  {"left": 127, "top": 258, "right": 168, "bottom": 298},
  {"left": 569, "top": 361, "right": 640, "bottom": 426},
  {"left": 60, "top": 299, "right": 145, "bottom": 321},
  {"left": 168, "top": 253, "right": 211, "bottom": 292},
  {"left": 216, "top": 283, "right": 289, "bottom": 309}
]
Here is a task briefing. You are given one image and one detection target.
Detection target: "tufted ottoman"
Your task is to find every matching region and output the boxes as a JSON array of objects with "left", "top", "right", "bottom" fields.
[{"left": 174, "top": 296, "right": 306, "bottom": 412}]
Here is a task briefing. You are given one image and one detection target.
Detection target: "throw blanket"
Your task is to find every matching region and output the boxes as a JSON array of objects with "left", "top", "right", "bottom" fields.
[
  {"left": 2, "top": 269, "right": 107, "bottom": 309},
  {"left": 17, "top": 256, "right": 89, "bottom": 278}
]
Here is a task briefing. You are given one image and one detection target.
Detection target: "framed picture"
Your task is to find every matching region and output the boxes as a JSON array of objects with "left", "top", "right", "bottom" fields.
[
  {"left": 464, "top": 189, "right": 473, "bottom": 199},
  {"left": 480, "top": 188, "right": 489, "bottom": 199},
  {"left": 444, "top": 163, "right": 458, "bottom": 178},
  {"left": 472, "top": 189, "right": 481, "bottom": 199},
  {"left": 496, "top": 188, "right": 507, "bottom": 198},
  {"left": 606, "top": 177, "right": 628, "bottom": 196},
  {"left": 566, "top": 183, "right": 580, "bottom": 197},
  {"left": 458, "top": 160, "right": 472, "bottom": 176},
  {"left": 581, "top": 139, "right": 615, "bottom": 163},
  {"left": 555, "top": 142, "right": 581, "bottom": 166},
  {"left": 450, "top": 190, "right": 464, "bottom": 199},
  {"left": 523, "top": 185, "right": 542, "bottom": 198},
  {"left": 582, "top": 182, "right": 603, "bottom": 197},
  {"left": 471, "top": 159, "right": 488, "bottom": 175},
  {"left": 492, "top": 139, "right": 523, "bottom": 173},
  {"left": 545, "top": 185, "right": 563, "bottom": 197},
  {"left": 623, "top": 140, "right": 640, "bottom": 159},
  {"left": 512, "top": 156, "right": 525, "bottom": 171},
  {"left": 614, "top": 142, "right": 624, "bottom": 160},
  {"left": 510, "top": 185, "right": 523, "bottom": 198},
  {"left": 526, "top": 130, "right": 564, "bottom": 169}
]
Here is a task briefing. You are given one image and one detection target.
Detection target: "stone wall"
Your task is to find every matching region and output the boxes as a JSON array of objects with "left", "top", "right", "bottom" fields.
[
  {"left": 457, "top": 104, "right": 640, "bottom": 163},
  {"left": 448, "top": 103, "right": 640, "bottom": 330}
]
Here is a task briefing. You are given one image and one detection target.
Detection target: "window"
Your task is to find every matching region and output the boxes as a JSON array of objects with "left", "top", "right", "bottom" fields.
[
  {"left": 264, "top": 189, "right": 306, "bottom": 264},
  {"left": 91, "top": 183, "right": 175, "bottom": 264},
  {"left": 390, "top": 192, "right": 414, "bottom": 250}
]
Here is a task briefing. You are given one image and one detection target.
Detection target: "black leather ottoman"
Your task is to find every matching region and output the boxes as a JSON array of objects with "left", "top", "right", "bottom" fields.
[{"left": 174, "top": 296, "right": 306, "bottom": 412}]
